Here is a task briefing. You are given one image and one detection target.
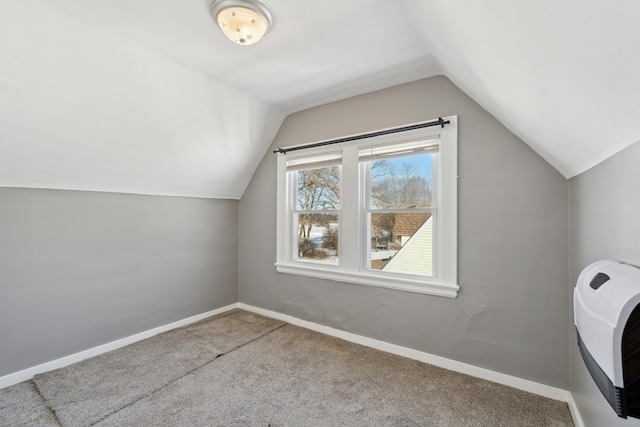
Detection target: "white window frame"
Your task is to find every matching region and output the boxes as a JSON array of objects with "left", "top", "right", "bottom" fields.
[
  {"left": 275, "top": 116, "right": 458, "bottom": 298},
  {"left": 288, "top": 154, "right": 342, "bottom": 266}
]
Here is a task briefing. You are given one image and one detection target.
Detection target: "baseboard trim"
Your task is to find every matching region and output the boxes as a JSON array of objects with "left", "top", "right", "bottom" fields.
[
  {"left": 238, "top": 303, "right": 571, "bottom": 402},
  {"left": 566, "top": 393, "right": 586, "bottom": 427},
  {"left": 0, "top": 303, "right": 238, "bottom": 389},
  {"left": 1, "top": 301, "right": 584, "bottom": 426}
]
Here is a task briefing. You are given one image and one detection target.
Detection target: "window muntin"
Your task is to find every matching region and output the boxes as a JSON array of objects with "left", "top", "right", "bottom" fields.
[{"left": 276, "top": 117, "right": 458, "bottom": 298}]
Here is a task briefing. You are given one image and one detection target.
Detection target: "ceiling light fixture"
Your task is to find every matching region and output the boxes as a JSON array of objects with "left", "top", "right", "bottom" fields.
[{"left": 210, "top": 0, "right": 273, "bottom": 46}]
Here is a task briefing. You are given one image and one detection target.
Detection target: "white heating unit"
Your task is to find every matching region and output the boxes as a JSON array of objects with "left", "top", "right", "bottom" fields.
[{"left": 574, "top": 260, "right": 640, "bottom": 418}]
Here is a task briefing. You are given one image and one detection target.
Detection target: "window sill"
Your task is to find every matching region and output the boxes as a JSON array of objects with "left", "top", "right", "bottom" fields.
[{"left": 274, "top": 262, "right": 459, "bottom": 298}]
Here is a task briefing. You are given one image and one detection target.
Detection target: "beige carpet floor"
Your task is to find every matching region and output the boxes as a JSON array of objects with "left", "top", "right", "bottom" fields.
[{"left": 0, "top": 309, "right": 574, "bottom": 426}]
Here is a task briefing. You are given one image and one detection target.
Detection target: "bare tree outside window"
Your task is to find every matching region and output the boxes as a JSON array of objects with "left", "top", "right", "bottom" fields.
[
  {"left": 295, "top": 166, "right": 340, "bottom": 263},
  {"left": 370, "top": 159, "right": 432, "bottom": 209}
]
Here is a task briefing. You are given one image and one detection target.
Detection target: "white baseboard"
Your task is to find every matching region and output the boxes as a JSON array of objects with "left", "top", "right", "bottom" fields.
[
  {"left": 566, "top": 393, "right": 586, "bottom": 427},
  {"left": 238, "top": 303, "right": 572, "bottom": 402},
  {"left": 1, "top": 301, "right": 584, "bottom": 426},
  {"left": 0, "top": 303, "right": 238, "bottom": 389}
]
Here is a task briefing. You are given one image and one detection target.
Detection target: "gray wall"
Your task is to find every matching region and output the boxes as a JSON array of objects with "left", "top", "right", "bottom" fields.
[
  {"left": 239, "top": 76, "right": 571, "bottom": 388},
  {"left": 569, "top": 140, "right": 640, "bottom": 426},
  {"left": 0, "top": 188, "right": 237, "bottom": 376}
]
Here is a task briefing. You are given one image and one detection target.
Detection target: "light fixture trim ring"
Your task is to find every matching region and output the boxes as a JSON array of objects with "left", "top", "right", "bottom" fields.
[{"left": 210, "top": 0, "right": 273, "bottom": 31}]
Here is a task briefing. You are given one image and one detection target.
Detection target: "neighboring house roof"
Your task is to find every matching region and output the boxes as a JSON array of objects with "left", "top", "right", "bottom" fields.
[
  {"left": 393, "top": 212, "right": 432, "bottom": 236},
  {"left": 384, "top": 216, "right": 433, "bottom": 277}
]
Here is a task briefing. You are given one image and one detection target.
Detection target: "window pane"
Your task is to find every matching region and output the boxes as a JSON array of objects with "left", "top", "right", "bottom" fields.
[
  {"left": 297, "top": 167, "right": 340, "bottom": 210},
  {"left": 369, "top": 212, "right": 433, "bottom": 276},
  {"left": 370, "top": 154, "right": 432, "bottom": 209},
  {"left": 296, "top": 213, "right": 339, "bottom": 264}
]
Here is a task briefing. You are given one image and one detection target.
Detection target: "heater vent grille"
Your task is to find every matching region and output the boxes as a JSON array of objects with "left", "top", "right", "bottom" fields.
[
  {"left": 577, "top": 329, "right": 627, "bottom": 417},
  {"left": 623, "top": 304, "right": 640, "bottom": 417}
]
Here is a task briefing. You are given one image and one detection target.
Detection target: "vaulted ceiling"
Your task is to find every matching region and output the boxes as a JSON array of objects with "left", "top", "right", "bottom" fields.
[{"left": 1, "top": 0, "right": 639, "bottom": 199}]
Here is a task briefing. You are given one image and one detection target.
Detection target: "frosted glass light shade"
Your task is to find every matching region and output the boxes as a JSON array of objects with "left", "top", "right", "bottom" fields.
[{"left": 210, "top": 0, "right": 272, "bottom": 45}]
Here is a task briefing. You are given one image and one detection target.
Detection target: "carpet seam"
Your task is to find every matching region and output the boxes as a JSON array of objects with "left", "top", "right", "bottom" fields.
[
  {"left": 87, "top": 321, "right": 288, "bottom": 426},
  {"left": 214, "top": 322, "right": 288, "bottom": 361},
  {"left": 30, "top": 380, "right": 64, "bottom": 427}
]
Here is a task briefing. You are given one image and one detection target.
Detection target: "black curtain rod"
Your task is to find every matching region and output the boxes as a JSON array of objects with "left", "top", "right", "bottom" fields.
[{"left": 273, "top": 117, "right": 450, "bottom": 154}]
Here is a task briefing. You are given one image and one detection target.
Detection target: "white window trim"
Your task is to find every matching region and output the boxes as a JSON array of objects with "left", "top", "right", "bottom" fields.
[{"left": 275, "top": 116, "right": 458, "bottom": 298}]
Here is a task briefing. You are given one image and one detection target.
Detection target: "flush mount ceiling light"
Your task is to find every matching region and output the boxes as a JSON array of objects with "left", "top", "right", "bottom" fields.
[{"left": 210, "top": 0, "right": 273, "bottom": 46}]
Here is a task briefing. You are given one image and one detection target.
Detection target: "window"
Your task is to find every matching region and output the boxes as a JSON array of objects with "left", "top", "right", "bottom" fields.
[
  {"left": 361, "top": 140, "right": 437, "bottom": 277},
  {"left": 276, "top": 116, "right": 458, "bottom": 298},
  {"left": 289, "top": 152, "right": 341, "bottom": 265}
]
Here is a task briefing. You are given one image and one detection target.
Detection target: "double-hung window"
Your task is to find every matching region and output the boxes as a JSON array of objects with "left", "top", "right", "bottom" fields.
[
  {"left": 288, "top": 152, "right": 342, "bottom": 265},
  {"left": 276, "top": 116, "right": 458, "bottom": 298}
]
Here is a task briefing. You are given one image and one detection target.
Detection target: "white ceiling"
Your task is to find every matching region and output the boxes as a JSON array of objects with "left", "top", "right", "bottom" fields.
[{"left": 1, "top": 0, "right": 640, "bottom": 199}]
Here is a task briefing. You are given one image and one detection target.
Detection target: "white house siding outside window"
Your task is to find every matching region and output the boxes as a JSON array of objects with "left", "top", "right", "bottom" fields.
[{"left": 276, "top": 116, "right": 458, "bottom": 298}]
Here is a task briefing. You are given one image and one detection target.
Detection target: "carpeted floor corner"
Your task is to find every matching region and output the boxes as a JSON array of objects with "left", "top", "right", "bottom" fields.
[{"left": 0, "top": 309, "right": 574, "bottom": 426}]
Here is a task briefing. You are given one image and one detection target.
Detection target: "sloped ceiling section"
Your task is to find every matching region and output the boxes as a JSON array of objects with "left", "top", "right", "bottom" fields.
[
  {"left": 1, "top": 0, "right": 640, "bottom": 199},
  {"left": 406, "top": 0, "right": 640, "bottom": 177},
  {"left": 0, "top": 1, "right": 284, "bottom": 199}
]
